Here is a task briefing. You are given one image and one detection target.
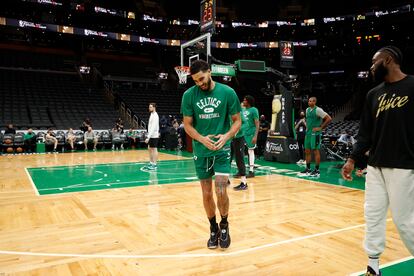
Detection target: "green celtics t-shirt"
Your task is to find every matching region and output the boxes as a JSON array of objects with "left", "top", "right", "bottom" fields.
[
  {"left": 305, "top": 106, "right": 327, "bottom": 135},
  {"left": 241, "top": 106, "right": 259, "bottom": 137},
  {"left": 181, "top": 82, "right": 241, "bottom": 157}
]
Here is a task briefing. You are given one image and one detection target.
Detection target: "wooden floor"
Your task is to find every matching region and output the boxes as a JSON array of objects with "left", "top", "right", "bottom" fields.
[{"left": 0, "top": 150, "right": 410, "bottom": 275}]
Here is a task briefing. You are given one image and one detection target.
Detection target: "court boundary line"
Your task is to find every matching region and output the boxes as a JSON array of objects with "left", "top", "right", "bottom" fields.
[
  {"left": 26, "top": 155, "right": 192, "bottom": 170},
  {"left": 37, "top": 176, "right": 200, "bottom": 192},
  {"left": 24, "top": 167, "right": 39, "bottom": 196},
  {"left": 0, "top": 219, "right": 392, "bottom": 259},
  {"left": 349, "top": 256, "right": 414, "bottom": 276}
]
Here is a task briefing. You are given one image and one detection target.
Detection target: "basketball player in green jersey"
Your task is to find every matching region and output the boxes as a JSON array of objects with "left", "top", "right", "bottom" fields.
[
  {"left": 242, "top": 95, "right": 260, "bottom": 177},
  {"left": 299, "top": 97, "right": 331, "bottom": 177},
  {"left": 181, "top": 60, "right": 241, "bottom": 249}
]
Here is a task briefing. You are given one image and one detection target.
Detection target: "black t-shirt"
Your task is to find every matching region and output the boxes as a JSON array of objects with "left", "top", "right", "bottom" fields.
[
  {"left": 4, "top": 128, "right": 16, "bottom": 135},
  {"left": 259, "top": 120, "right": 270, "bottom": 139},
  {"left": 295, "top": 118, "right": 306, "bottom": 139},
  {"left": 351, "top": 75, "right": 414, "bottom": 169}
]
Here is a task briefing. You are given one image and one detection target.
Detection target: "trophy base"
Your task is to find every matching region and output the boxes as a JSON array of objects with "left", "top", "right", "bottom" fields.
[{"left": 263, "top": 136, "right": 299, "bottom": 163}]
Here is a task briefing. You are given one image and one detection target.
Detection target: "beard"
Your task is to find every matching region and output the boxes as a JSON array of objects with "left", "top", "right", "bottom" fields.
[
  {"left": 372, "top": 63, "right": 388, "bottom": 83},
  {"left": 199, "top": 78, "right": 212, "bottom": 91}
]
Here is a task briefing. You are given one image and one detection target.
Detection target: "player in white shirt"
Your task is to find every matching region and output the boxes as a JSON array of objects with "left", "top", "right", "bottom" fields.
[{"left": 144, "top": 103, "right": 160, "bottom": 170}]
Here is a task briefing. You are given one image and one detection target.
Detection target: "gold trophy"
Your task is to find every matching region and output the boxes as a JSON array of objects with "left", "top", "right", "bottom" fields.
[{"left": 271, "top": 95, "right": 282, "bottom": 134}]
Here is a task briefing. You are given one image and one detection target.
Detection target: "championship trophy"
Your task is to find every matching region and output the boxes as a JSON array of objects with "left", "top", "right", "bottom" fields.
[{"left": 270, "top": 95, "right": 282, "bottom": 135}]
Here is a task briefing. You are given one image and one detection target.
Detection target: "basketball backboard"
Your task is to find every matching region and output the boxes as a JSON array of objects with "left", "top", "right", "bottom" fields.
[{"left": 180, "top": 33, "right": 211, "bottom": 67}]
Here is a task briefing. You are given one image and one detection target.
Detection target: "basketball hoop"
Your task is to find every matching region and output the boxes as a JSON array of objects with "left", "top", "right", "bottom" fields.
[{"left": 175, "top": 66, "right": 190, "bottom": 84}]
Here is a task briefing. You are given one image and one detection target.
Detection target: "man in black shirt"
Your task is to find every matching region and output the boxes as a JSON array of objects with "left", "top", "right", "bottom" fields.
[
  {"left": 80, "top": 118, "right": 91, "bottom": 133},
  {"left": 294, "top": 111, "right": 306, "bottom": 164},
  {"left": 257, "top": 115, "right": 270, "bottom": 157},
  {"left": 4, "top": 124, "right": 16, "bottom": 135},
  {"left": 342, "top": 46, "right": 414, "bottom": 276}
]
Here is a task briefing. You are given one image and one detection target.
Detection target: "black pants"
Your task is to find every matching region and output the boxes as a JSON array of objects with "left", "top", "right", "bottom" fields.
[
  {"left": 128, "top": 137, "right": 137, "bottom": 148},
  {"left": 24, "top": 138, "right": 36, "bottom": 152},
  {"left": 257, "top": 134, "right": 267, "bottom": 156},
  {"left": 297, "top": 136, "right": 305, "bottom": 159},
  {"left": 231, "top": 136, "right": 246, "bottom": 176}
]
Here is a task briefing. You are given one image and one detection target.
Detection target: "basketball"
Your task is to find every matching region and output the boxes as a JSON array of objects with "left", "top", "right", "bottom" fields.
[
  {"left": 5, "top": 139, "right": 12, "bottom": 145},
  {"left": 16, "top": 147, "right": 23, "bottom": 153},
  {"left": 6, "top": 147, "right": 13, "bottom": 153}
]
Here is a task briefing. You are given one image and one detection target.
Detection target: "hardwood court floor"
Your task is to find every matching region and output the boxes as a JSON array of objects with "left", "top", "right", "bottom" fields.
[{"left": 0, "top": 150, "right": 411, "bottom": 275}]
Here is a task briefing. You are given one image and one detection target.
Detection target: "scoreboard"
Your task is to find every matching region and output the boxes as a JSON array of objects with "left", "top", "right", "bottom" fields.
[{"left": 200, "top": 0, "right": 216, "bottom": 34}]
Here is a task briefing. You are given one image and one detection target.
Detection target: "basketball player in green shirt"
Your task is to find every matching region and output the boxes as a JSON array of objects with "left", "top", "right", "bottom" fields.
[
  {"left": 242, "top": 95, "right": 260, "bottom": 178},
  {"left": 181, "top": 60, "right": 241, "bottom": 250},
  {"left": 299, "top": 97, "right": 332, "bottom": 177}
]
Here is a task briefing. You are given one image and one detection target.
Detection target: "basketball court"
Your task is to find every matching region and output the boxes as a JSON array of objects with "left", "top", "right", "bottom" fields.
[
  {"left": 0, "top": 149, "right": 412, "bottom": 275},
  {"left": 0, "top": 1, "right": 413, "bottom": 275}
]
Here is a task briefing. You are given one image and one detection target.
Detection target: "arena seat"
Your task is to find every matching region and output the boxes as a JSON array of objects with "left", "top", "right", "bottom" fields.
[
  {"left": 13, "top": 132, "right": 25, "bottom": 152},
  {"left": 0, "top": 68, "right": 124, "bottom": 130},
  {"left": 2, "top": 134, "right": 14, "bottom": 153}
]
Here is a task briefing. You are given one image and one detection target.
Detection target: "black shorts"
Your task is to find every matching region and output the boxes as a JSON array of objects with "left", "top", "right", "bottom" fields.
[{"left": 148, "top": 138, "right": 159, "bottom": 148}]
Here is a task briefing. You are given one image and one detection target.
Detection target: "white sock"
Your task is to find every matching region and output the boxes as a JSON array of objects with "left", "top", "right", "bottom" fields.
[
  {"left": 248, "top": 149, "right": 255, "bottom": 172},
  {"left": 368, "top": 257, "right": 380, "bottom": 274},
  {"left": 241, "top": 176, "right": 247, "bottom": 184}
]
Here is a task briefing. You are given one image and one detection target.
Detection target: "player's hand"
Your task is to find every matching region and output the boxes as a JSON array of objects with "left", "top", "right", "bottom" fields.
[
  {"left": 341, "top": 159, "right": 355, "bottom": 181},
  {"left": 313, "top": 127, "right": 322, "bottom": 132},
  {"left": 200, "top": 135, "right": 216, "bottom": 151},
  {"left": 214, "top": 133, "right": 229, "bottom": 150},
  {"left": 252, "top": 136, "right": 257, "bottom": 145},
  {"left": 145, "top": 138, "right": 149, "bottom": 144}
]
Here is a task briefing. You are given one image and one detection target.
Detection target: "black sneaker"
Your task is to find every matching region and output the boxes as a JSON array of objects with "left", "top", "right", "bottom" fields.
[
  {"left": 309, "top": 169, "right": 320, "bottom": 177},
  {"left": 219, "top": 225, "right": 231, "bottom": 249},
  {"left": 233, "top": 182, "right": 248, "bottom": 190},
  {"left": 365, "top": 266, "right": 381, "bottom": 276},
  {"left": 298, "top": 168, "right": 311, "bottom": 176},
  {"left": 246, "top": 171, "right": 255, "bottom": 178},
  {"left": 207, "top": 227, "right": 219, "bottom": 249}
]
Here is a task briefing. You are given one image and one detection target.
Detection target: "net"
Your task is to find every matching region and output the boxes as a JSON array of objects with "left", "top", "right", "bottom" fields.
[{"left": 175, "top": 66, "right": 190, "bottom": 84}]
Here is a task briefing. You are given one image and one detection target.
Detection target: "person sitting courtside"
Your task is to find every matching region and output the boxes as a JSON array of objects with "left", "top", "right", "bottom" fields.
[
  {"left": 24, "top": 128, "right": 36, "bottom": 153},
  {"left": 4, "top": 124, "right": 16, "bottom": 135},
  {"left": 84, "top": 127, "right": 97, "bottom": 151},
  {"left": 45, "top": 128, "right": 58, "bottom": 152},
  {"left": 66, "top": 128, "right": 76, "bottom": 151}
]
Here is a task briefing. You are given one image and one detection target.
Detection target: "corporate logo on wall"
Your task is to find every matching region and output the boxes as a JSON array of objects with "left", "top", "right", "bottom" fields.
[
  {"left": 19, "top": 20, "right": 46, "bottom": 29},
  {"left": 266, "top": 142, "right": 283, "bottom": 154},
  {"left": 84, "top": 29, "right": 108, "bottom": 37},
  {"left": 266, "top": 142, "right": 298, "bottom": 154},
  {"left": 289, "top": 143, "right": 299, "bottom": 150}
]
